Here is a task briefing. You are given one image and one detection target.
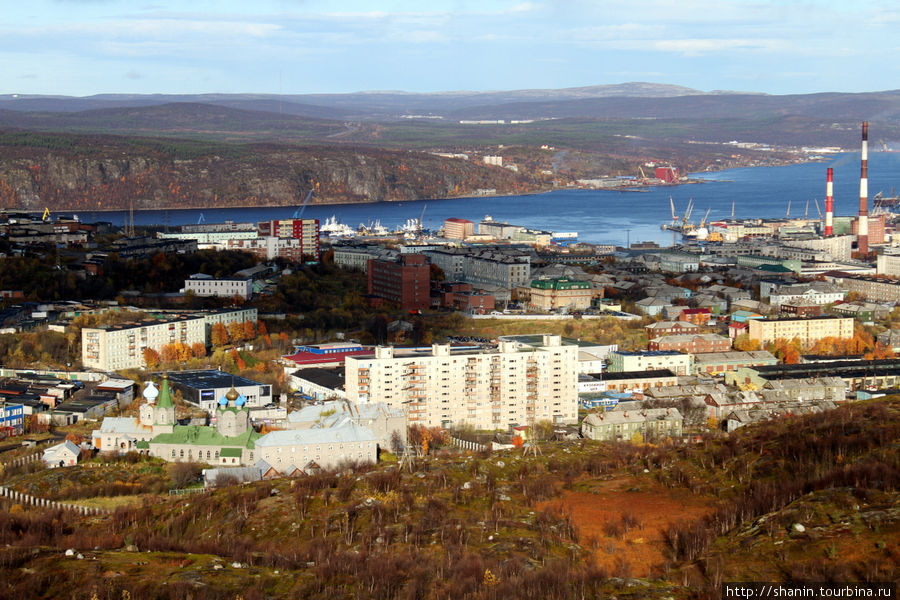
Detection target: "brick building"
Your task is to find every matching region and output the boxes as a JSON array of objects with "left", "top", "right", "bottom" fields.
[
  {"left": 648, "top": 334, "right": 732, "bottom": 354},
  {"left": 367, "top": 254, "right": 431, "bottom": 311},
  {"left": 680, "top": 308, "right": 712, "bottom": 325}
]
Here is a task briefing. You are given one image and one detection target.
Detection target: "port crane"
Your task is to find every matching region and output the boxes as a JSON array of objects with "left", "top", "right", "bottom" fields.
[
  {"left": 292, "top": 189, "right": 314, "bottom": 219},
  {"left": 418, "top": 203, "right": 427, "bottom": 232},
  {"left": 197, "top": 213, "right": 205, "bottom": 225},
  {"left": 698, "top": 207, "right": 711, "bottom": 229},
  {"left": 814, "top": 198, "right": 823, "bottom": 220},
  {"left": 669, "top": 197, "right": 679, "bottom": 225}
]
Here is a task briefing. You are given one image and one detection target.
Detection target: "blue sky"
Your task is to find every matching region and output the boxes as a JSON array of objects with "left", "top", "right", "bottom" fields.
[{"left": 4, "top": 0, "right": 898, "bottom": 96}]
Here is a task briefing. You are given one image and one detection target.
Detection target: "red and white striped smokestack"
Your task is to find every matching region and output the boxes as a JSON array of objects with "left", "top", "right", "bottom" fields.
[
  {"left": 824, "top": 167, "right": 834, "bottom": 236},
  {"left": 858, "top": 121, "right": 869, "bottom": 254}
]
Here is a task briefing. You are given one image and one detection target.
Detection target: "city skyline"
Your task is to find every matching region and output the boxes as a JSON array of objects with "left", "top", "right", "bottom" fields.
[{"left": 3, "top": 0, "right": 899, "bottom": 97}]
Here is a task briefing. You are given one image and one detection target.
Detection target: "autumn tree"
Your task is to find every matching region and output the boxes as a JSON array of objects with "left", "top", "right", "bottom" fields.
[
  {"left": 241, "top": 320, "right": 256, "bottom": 341},
  {"left": 732, "top": 334, "right": 760, "bottom": 352},
  {"left": 210, "top": 322, "right": 229, "bottom": 347},
  {"left": 191, "top": 342, "right": 207, "bottom": 358},
  {"left": 160, "top": 344, "right": 178, "bottom": 363},
  {"left": 143, "top": 347, "right": 161, "bottom": 369},
  {"left": 228, "top": 321, "right": 245, "bottom": 344}
]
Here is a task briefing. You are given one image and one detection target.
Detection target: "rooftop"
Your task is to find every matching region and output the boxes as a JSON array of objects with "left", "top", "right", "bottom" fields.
[{"left": 166, "top": 370, "right": 264, "bottom": 391}]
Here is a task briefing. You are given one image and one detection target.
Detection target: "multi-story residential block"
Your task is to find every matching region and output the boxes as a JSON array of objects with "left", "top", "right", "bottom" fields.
[
  {"left": 0, "top": 402, "right": 24, "bottom": 436},
  {"left": 876, "top": 251, "right": 900, "bottom": 276},
  {"left": 747, "top": 316, "right": 854, "bottom": 346},
  {"left": 202, "top": 307, "right": 258, "bottom": 337},
  {"left": 823, "top": 273, "right": 900, "bottom": 303},
  {"left": 462, "top": 251, "right": 531, "bottom": 292},
  {"left": 443, "top": 218, "right": 475, "bottom": 240},
  {"left": 367, "top": 254, "right": 431, "bottom": 311},
  {"left": 345, "top": 335, "right": 578, "bottom": 430},
  {"left": 256, "top": 218, "right": 320, "bottom": 260},
  {"left": 582, "top": 407, "right": 683, "bottom": 442},
  {"left": 184, "top": 274, "right": 253, "bottom": 299},
  {"left": 606, "top": 351, "right": 692, "bottom": 376},
  {"left": 333, "top": 245, "right": 399, "bottom": 271},
  {"left": 648, "top": 334, "right": 732, "bottom": 354},
  {"left": 527, "top": 278, "right": 593, "bottom": 312},
  {"left": 82, "top": 315, "right": 206, "bottom": 372},
  {"left": 225, "top": 237, "right": 313, "bottom": 262},
  {"left": 599, "top": 369, "right": 679, "bottom": 392}
]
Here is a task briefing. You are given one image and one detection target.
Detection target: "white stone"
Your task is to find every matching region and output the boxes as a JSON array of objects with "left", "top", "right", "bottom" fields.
[{"left": 792, "top": 523, "right": 805, "bottom": 533}]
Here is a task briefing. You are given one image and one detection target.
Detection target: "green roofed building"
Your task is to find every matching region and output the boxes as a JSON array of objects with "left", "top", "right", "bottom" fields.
[
  {"left": 527, "top": 278, "right": 595, "bottom": 312},
  {"left": 147, "top": 382, "right": 261, "bottom": 466}
]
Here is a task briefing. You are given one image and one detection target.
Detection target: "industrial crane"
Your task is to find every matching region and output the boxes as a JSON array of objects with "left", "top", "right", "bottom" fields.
[{"left": 292, "top": 189, "right": 315, "bottom": 219}]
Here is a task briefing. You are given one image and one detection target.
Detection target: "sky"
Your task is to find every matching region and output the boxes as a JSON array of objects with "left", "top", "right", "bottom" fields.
[{"left": 3, "top": 0, "right": 899, "bottom": 97}]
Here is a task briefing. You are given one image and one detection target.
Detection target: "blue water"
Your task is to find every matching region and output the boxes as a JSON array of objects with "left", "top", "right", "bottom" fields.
[{"left": 87, "top": 152, "right": 900, "bottom": 247}]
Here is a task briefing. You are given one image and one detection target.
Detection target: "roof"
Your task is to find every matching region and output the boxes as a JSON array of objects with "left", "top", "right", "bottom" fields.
[
  {"left": 166, "top": 370, "right": 264, "bottom": 391},
  {"left": 284, "top": 349, "right": 373, "bottom": 366},
  {"left": 157, "top": 375, "right": 174, "bottom": 409},
  {"left": 95, "top": 417, "right": 148, "bottom": 434},
  {"left": 583, "top": 408, "right": 682, "bottom": 426},
  {"left": 600, "top": 369, "right": 677, "bottom": 381},
  {"left": 255, "top": 422, "right": 377, "bottom": 447},
  {"left": 42, "top": 440, "right": 80, "bottom": 460},
  {"left": 149, "top": 425, "right": 260, "bottom": 449}
]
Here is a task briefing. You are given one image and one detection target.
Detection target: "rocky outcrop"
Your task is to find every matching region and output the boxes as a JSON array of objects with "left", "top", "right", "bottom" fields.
[{"left": 0, "top": 140, "right": 542, "bottom": 211}]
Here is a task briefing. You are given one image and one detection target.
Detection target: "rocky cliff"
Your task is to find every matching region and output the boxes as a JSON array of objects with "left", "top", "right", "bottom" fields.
[{"left": 0, "top": 134, "right": 545, "bottom": 211}]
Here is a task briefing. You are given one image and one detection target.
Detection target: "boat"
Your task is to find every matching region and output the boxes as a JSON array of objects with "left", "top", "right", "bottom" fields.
[{"left": 320, "top": 215, "right": 356, "bottom": 238}]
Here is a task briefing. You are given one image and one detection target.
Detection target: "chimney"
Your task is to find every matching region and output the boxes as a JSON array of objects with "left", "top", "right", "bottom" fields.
[
  {"left": 858, "top": 121, "right": 869, "bottom": 254},
  {"left": 824, "top": 167, "right": 834, "bottom": 236}
]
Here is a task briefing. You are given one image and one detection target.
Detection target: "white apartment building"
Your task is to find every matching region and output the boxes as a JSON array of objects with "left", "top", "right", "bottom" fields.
[
  {"left": 202, "top": 307, "right": 258, "bottom": 336},
  {"left": 345, "top": 335, "right": 578, "bottom": 430},
  {"left": 463, "top": 253, "right": 531, "bottom": 289},
  {"left": 764, "top": 282, "right": 847, "bottom": 308},
  {"left": 876, "top": 252, "right": 900, "bottom": 277},
  {"left": 184, "top": 274, "right": 253, "bottom": 299},
  {"left": 747, "top": 316, "right": 854, "bottom": 346},
  {"left": 82, "top": 315, "right": 206, "bottom": 372}
]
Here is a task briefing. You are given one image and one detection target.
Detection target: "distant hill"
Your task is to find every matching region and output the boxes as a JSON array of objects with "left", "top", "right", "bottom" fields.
[{"left": 0, "top": 82, "right": 706, "bottom": 117}]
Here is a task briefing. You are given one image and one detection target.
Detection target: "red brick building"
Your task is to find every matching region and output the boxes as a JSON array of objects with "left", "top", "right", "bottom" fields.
[
  {"left": 780, "top": 302, "right": 823, "bottom": 317},
  {"left": 436, "top": 282, "right": 495, "bottom": 313},
  {"left": 648, "top": 334, "right": 732, "bottom": 354},
  {"left": 367, "top": 254, "right": 431, "bottom": 311},
  {"left": 644, "top": 321, "right": 701, "bottom": 338}
]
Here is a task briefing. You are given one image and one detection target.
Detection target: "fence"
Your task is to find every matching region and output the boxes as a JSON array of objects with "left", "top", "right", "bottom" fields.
[
  {"left": 0, "top": 485, "right": 108, "bottom": 515},
  {"left": 451, "top": 437, "right": 490, "bottom": 453}
]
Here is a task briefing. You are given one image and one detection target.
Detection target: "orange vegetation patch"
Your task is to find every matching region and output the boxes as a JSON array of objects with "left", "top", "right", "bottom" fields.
[{"left": 540, "top": 474, "right": 713, "bottom": 577}]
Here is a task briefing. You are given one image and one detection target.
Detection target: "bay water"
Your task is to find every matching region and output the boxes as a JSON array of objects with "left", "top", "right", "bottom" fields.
[{"left": 89, "top": 152, "right": 900, "bottom": 247}]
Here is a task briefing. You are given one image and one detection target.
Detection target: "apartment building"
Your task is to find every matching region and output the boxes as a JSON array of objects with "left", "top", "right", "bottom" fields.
[
  {"left": 581, "top": 408, "right": 683, "bottom": 442},
  {"left": 82, "top": 315, "right": 206, "bottom": 372},
  {"left": 367, "top": 254, "right": 431, "bottom": 311},
  {"left": 527, "top": 278, "right": 593, "bottom": 312},
  {"left": 747, "top": 316, "right": 854, "bottom": 346},
  {"left": 344, "top": 335, "right": 578, "bottom": 430},
  {"left": 256, "top": 218, "right": 320, "bottom": 260},
  {"left": 333, "top": 245, "right": 399, "bottom": 271},
  {"left": 443, "top": 218, "right": 475, "bottom": 240},
  {"left": 823, "top": 273, "right": 900, "bottom": 303},
  {"left": 225, "top": 236, "right": 315, "bottom": 262}
]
